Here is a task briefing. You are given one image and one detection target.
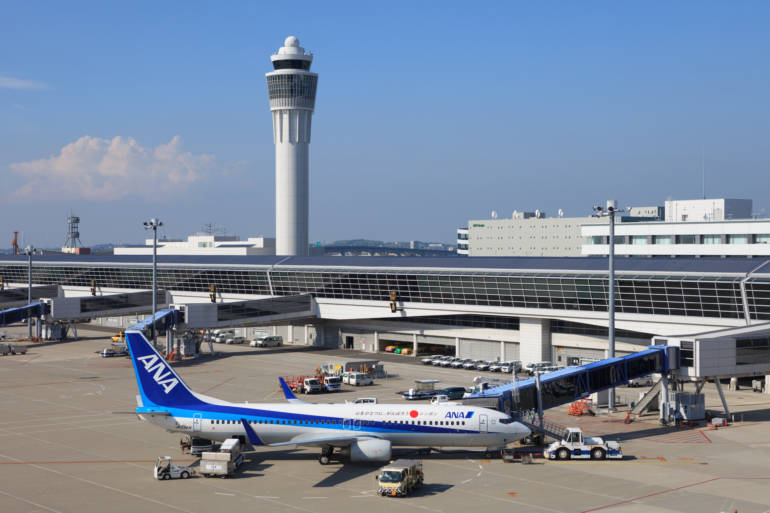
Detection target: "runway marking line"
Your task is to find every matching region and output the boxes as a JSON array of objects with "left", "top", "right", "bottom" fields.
[
  {"left": 202, "top": 376, "right": 235, "bottom": 393},
  {"left": 580, "top": 477, "right": 720, "bottom": 512}
]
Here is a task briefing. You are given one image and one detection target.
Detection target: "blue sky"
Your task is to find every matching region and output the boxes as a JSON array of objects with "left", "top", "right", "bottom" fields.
[{"left": 2, "top": 1, "right": 769, "bottom": 247}]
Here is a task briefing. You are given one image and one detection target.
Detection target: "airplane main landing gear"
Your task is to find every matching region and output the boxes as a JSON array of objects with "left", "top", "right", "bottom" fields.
[{"left": 319, "top": 446, "right": 333, "bottom": 465}]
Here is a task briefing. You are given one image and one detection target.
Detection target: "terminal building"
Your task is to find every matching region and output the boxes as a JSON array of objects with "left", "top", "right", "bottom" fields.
[{"left": 1, "top": 254, "right": 770, "bottom": 372}]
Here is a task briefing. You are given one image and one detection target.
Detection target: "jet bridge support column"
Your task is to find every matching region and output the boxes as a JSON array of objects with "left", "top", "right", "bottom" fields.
[
  {"left": 714, "top": 376, "right": 731, "bottom": 418},
  {"left": 659, "top": 374, "right": 670, "bottom": 424}
]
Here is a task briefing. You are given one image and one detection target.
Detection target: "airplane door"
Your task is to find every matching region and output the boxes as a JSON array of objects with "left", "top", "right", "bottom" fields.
[
  {"left": 193, "top": 413, "right": 202, "bottom": 432},
  {"left": 479, "top": 414, "right": 488, "bottom": 433}
]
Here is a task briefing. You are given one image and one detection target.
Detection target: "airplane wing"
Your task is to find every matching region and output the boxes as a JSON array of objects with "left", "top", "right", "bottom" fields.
[
  {"left": 278, "top": 377, "right": 307, "bottom": 404},
  {"left": 268, "top": 433, "right": 380, "bottom": 448}
]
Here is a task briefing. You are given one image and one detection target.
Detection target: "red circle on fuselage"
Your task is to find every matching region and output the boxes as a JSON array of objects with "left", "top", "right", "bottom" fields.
[{"left": 410, "top": 410, "right": 419, "bottom": 418}]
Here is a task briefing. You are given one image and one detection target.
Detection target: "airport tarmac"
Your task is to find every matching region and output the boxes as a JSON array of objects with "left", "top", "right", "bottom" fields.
[{"left": 1, "top": 326, "right": 769, "bottom": 513}]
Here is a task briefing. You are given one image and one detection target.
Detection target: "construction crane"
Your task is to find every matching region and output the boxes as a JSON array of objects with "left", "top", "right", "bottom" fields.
[{"left": 11, "top": 231, "right": 20, "bottom": 255}]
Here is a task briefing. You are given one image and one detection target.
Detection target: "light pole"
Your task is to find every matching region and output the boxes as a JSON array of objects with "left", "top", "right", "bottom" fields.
[
  {"left": 592, "top": 201, "right": 625, "bottom": 412},
  {"left": 25, "top": 245, "right": 34, "bottom": 339},
  {"left": 143, "top": 218, "right": 162, "bottom": 348}
]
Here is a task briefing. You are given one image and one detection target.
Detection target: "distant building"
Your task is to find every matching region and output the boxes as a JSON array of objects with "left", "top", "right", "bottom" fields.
[
  {"left": 665, "top": 198, "right": 752, "bottom": 222},
  {"left": 114, "top": 234, "right": 276, "bottom": 256},
  {"left": 458, "top": 207, "right": 663, "bottom": 257},
  {"left": 582, "top": 218, "right": 770, "bottom": 257}
]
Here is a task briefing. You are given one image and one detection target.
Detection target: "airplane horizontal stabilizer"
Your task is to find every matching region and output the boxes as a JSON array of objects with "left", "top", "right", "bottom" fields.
[
  {"left": 240, "top": 418, "right": 265, "bottom": 446},
  {"left": 278, "top": 377, "right": 307, "bottom": 404}
]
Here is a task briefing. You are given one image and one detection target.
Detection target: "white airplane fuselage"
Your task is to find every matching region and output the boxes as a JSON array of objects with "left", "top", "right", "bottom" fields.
[{"left": 140, "top": 401, "right": 527, "bottom": 448}]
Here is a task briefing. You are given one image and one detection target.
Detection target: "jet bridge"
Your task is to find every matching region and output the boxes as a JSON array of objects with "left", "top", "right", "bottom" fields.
[
  {"left": 176, "top": 294, "right": 316, "bottom": 330},
  {"left": 466, "top": 346, "right": 679, "bottom": 415},
  {"left": 0, "top": 302, "right": 47, "bottom": 327}
]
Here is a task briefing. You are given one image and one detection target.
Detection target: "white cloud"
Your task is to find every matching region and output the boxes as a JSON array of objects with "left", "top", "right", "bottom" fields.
[
  {"left": 9, "top": 135, "right": 214, "bottom": 201},
  {"left": 0, "top": 75, "right": 50, "bottom": 90}
]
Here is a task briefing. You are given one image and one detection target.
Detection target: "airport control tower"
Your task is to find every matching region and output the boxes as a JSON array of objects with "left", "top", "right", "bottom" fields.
[{"left": 266, "top": 36, "right": 318, "bottom": 256}]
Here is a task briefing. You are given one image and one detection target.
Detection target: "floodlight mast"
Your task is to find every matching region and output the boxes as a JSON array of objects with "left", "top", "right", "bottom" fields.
[
  {"left": 592, "top": 202, "right": 625, "bottom": 412},
  {"left": 143, "top": 218, "right": 163, "bottom": 349}
]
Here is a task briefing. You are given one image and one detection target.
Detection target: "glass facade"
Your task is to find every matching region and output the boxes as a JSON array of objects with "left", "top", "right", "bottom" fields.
[
  {"left": 0, "top": 263, "right": 766, "bottom": 321},
  {"left": 676, "top": 235, "right": 697, "bottom": 244},
  {"left": 380, "top": 314, "right": 520, "bottom": 330},
  {"left": 736, "top": 337, "right": 770, "bottom": 365},
  {"left": 266, "top": 74, "right": 318, "bottom": 109},
  {"left": 551, "top": 319, "right": 653, "bottom": 340},
  {"left": 728, "top": 234, "right": 750, "bottom": 244},
  {"left": 272, "top": 59, "right": 312, "bottom": 71},
  {"left": 630, "top": 236, "right": 648, "bottom": 245},
  {"left": 653, "top": 235, "right": 673, "bottom": 245},
  {"left": 702, "top": 235, "right": 721, "bottom": 244}
]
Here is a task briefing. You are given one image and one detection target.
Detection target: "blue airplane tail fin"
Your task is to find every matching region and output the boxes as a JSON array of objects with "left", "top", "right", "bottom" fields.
[{"left": 125, "top": 330, "right": 204, "bottom": 408}]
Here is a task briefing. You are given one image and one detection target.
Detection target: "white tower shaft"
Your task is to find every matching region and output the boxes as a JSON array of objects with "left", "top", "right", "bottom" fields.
[{"left": 266, "top": 36, "right": 318, "bottom": 256}]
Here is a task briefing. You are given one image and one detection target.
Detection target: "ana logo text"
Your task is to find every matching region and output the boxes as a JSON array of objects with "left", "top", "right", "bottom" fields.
[
  {"left": 445, "top": 411, "right": 474, "bottom": 419},
  {"left": 137, "top": 354, "right": 179, "bottom": 394}
]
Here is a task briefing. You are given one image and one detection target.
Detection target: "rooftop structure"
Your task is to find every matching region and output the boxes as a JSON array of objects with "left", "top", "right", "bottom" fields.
[{"left": 114, "top": 234, "right": 275, "bottom": 256}]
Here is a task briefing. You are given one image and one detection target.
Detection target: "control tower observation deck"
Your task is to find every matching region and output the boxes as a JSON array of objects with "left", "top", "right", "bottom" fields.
[{"left": 266, "top": 36, "right": 318, "bottom": 256}]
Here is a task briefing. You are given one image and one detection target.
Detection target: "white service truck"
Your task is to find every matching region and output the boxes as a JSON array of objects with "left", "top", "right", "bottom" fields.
[
  {"left": 545, "top": 427, "right": 622, "bottom": 461},
  {"left": 199, "top": 438, "right": 244, "bottom": 477}
]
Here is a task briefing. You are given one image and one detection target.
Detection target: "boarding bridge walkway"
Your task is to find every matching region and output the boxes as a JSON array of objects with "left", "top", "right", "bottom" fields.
[
  {"left": 130, "top": 308, "right": 179, "bottom": 333},
  {"left": 467, "top": 346, "right": 678, "bottom": 415},
  {"left": 177, "top": 294, "right": 316, "bottom": 330},
  {"left": 0, "top": 302, "right": 47, "bottom": 327}
]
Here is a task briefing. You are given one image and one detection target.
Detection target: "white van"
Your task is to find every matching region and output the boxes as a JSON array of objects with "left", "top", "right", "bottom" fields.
[{"left": 250, "top": 335, "right": 283, "bottom": 348}]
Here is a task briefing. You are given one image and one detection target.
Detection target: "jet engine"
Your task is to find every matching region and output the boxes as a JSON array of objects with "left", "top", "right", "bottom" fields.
[{"left": 345, "top": 439, "right": 392, "bottom": 462}]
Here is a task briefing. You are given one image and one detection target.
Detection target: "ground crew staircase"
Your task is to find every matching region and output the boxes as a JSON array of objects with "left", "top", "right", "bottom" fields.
[{"left": 630, "top": 378, "right": 663, "bottom": 415}]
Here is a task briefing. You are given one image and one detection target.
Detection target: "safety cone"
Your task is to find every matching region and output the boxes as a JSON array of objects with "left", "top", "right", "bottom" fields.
[{"left": 624, "top": 410, "right": 631, "bottom": 424}]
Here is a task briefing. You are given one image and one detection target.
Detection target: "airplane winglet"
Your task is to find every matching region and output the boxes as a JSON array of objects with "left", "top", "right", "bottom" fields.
[
  {"left": 278, "top": 377, "right": 306, "bottom": 404},
  {"left": 239, "top": 418, "right": 265, "bottom": 446}
]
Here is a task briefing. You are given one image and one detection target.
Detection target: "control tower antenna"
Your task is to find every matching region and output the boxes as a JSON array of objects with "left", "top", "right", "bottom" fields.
[
  {"left": 266, "top": 36, "right": 318, "bottom": 256},
  {"left": 64, "top": 213, "right": 83, "bottom": 249}
]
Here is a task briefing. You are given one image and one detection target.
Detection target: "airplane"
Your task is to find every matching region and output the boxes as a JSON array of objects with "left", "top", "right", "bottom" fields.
[{"left": 125, "top": 329, "right": 530, "bottom": 464}]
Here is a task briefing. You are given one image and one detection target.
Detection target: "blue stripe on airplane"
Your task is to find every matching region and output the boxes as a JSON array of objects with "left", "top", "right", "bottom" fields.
[{"left": 143, "top": 406, "right": 477, "bottom": 435}]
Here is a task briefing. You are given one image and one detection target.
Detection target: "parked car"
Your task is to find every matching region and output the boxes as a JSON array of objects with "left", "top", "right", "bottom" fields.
[
  {"left": 439, "top": 357, "right": 458, "bottom": 367},
  {"left": 439, "top": 386, "right": 467, "bottom": 400},
  {"left": 451, "top": 358, "right": 472, "bottom": 369},
  {"left": 384, "top": 345, "right": 396, "bottom": 352},
  {"left": 501, "top": 360, "right": 522, "bottom": 373},
  {"left": 348, "top": 372, "right": 373, "bottom": 386},
  {"left": 431, "top": 356, "right": 451, "bottom": 366},
  {"left": 525, "top": 361, "right": 553, "bottom": 375},
  {"left": 341, "top": 371, "right": 352, "bottom": 384},
  {"left": 628, "top": 375, "right": 654, "bottom": 387},
  {"left": 421, "top": 354, "right": 442, "bottom": 365},
  {"left": 225, "top": 336, "right": 245, "bottom": 345},
  {"left": 475, "top": 360, "right": 491, "bottom": 371},
  {"left": 488, "top": 361, "right": 504, "bottom": 372},
  {"left": 250, "top": 335, "right": 282, "bottom": 347},
  {"left": 463, "top": 359, "right": 482, "bottom": 370}
]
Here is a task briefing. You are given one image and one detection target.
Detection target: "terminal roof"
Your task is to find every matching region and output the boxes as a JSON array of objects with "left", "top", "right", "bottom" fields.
[{"left": 1, "top": 254, "right": 769, "bottom": 276}]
